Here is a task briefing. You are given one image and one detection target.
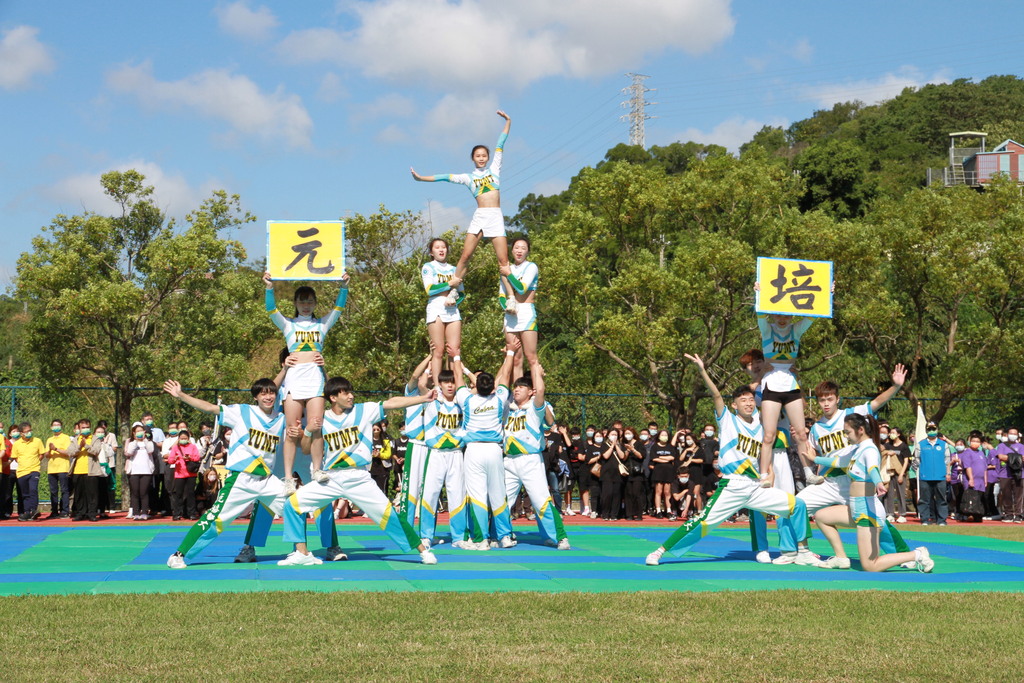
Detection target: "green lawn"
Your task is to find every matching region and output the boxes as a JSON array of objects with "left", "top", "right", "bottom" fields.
[{"left": 1, "top": 523, "right": 1020, "bottom": 681}]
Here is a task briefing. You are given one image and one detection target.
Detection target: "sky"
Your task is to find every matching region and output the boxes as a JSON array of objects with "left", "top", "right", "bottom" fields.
[{"left": 3, "top": 0, "right": 1024, "bottom": 287}]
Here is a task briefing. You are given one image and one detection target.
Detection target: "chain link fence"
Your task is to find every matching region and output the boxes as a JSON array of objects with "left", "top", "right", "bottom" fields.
[{"left": 3, "top": 385, "right": 1021, "bottom": 439}]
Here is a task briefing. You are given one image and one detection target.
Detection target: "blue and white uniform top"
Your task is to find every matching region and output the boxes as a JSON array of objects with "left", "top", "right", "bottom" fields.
[
  {"left": 498, "top": 260, "right": 538, "bottom": 308},
  {"left": 810, "top": 402, "right": 874, "bottom": 478},
  {"left": 456, "top": 385, "right": 510, "bottom": 444},
  {"left": 504, "top": 398, "right": 546, "bottom": 456},
  {"left": 714, "top": 405, "right": 764, "bottom": 480},
  {"left": 321, "top": 401, "right": 386, "bottom": 470},
  {"left": 421, "top": 260, "right": 464, "bottom": 302},
  {"left": 402, "top": 384, "right": 427, "bottom": 445},
  {"left": 423, "top": 396, "right": 463, "bottom": 450},
  {"left": 757, "top": 314, "right": 813, "bottom": 392},
  {"left": 219, "top": 394, "right": 286, "bottom": 476},
  {"left": 437, "top": 131, "right": 507, "bottom": 198},
  {"left": 846, "top": 441, "right": 883, "bottom": 484},
  {"left": 266, "top": 288, "right": 348, "bottom": 353}
]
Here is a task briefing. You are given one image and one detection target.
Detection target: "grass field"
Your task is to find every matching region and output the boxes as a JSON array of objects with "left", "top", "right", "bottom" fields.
[{"left": 1, "top": 590, "right": 1021, "bottom": 681}]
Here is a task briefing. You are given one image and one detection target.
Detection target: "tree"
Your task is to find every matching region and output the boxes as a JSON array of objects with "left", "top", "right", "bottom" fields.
[
  {"left": 795, "top": 138, "right": 876, "bottom": 219},
  {"left": 14, "top": 170, "right": 271, "bottom": 501}
]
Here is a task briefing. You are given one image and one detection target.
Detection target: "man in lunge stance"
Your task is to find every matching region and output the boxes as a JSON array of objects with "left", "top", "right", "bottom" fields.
[{"left": 646, "top": 354, "right": 808, "bottom": 566}]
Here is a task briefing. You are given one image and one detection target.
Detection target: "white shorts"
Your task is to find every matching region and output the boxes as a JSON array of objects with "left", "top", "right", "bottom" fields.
[
  {"left": 425, "top": 295, "right": 461, "bottom": 324},
  {"left": 282, "top": 361, "right": 326, "bottom": 401},
  {"left": 504, "top": 302, "right": 537, "bottom": 333},
  {"left": 467, "top": 207, "right": 506, "bottom": 238}
]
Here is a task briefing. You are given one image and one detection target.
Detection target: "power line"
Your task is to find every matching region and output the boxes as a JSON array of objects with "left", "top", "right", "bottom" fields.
[{"left": 620, "top": 73, "right": 656, "bottom": 147}]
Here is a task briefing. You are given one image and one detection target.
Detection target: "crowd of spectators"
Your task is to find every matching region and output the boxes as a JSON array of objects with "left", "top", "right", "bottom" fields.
[{"left": 2, "top": 411, "right": 1022, "bottom": 527}]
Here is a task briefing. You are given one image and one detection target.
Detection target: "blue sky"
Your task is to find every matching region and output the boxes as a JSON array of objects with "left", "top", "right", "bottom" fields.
[{"left": 3, "top": 0, "right": 1024, "bottom": 287}]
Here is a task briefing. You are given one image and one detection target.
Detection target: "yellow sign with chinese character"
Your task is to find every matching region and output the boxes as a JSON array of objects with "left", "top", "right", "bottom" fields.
[
  {"left": 755, "top": 257, "right": 833, "bottom": 318},
  {"left": 267, "top": 221, "right": 345, "bottom": 281}
]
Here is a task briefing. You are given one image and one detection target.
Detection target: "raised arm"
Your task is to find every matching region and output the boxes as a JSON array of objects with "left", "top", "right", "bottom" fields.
[
  {"left": 684, "top": 353, "right": 725, "bottom": 415},
  {"left": 870, "top": 363, "right": 907, "bottom": 414},
  {"left": 163, "top": 380, "right": 220, "bottom": 415},
  {"left": 531, "top": 361, "right": 546, "bottom": 409},
  {"left": 263, "top": 272, "right": 288, "bottom": 331},
  {"left": 410, "top": 354, "right": 432, "bottom": 394},
  {"left": 496, "top": 343, "right": 517, "bottom": 389},
  {"left": 320, "top": 272, "right": 351, "bottom": 332}
]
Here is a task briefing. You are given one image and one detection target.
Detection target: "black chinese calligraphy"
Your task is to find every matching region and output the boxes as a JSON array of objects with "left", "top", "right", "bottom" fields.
[
  {"left": 285, "top": 227, "right": 336, "bottom": 275},
  {"left": 768, "top": 263, "right": 820, "bottom": 310}
]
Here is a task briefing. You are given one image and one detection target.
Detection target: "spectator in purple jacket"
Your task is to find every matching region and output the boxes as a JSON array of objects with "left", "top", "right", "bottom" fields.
[
  {"left": 992, "top": 427, "right": 1023, "bottom": 523},
  {"left": 983, "top": 436, "right": 1003, "bottom": 520},
  {"left": 948, "top": 439, "right": 966, "bottom": 521},
  {"left": 961, "top": 435, "right": 988, "bottom": 522}
]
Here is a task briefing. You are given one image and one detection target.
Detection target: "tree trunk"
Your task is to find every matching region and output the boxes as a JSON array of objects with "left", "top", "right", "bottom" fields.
[{"left": 115, "top": 386, "right": 134, "bottom": 509}]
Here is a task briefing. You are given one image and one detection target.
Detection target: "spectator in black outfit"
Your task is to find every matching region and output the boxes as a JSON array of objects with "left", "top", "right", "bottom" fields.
[
  {"left": 565, "top": 426, "right": 583, "bottom": 515},
  {"left": 584, "top": 427, "right": 603, "bottom": 518},
  {"left": 697, "top": 424, "right": 719, "bottom": 511},
  {"left": 599, "top": 428, "right": 626, "bottom": 520},
  {"left": 650, "top": 429, "right": 678, "bottom": 519},
  {"left": 622, "top": 427, "right": 646, "bottom": 520},
  {"left": 640, "top": 427, "right": 656, "bottom": 514}
]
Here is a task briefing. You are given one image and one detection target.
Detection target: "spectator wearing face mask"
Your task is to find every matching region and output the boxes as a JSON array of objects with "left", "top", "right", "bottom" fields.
[
  {"left": 912, "top": 422, "right": 951, "bottom": 525},
  {"left": 698, "top": 424, "right": 720, "bottom": 505},
  {"left": 45, "top": 419, "right": 73, "bottom": 519},
  {"left": 599, "top": 428, "right": 626, "bottom": 521},
  {"left": 0, "top": 423, "right": 14, "bottom": 519},
  {"left": 884, "top": 427, "right": 911, "bottom": 523},
  {"left": 585, "top": 429, "right": 605, "bottom": 518},
  {"left": 960, "top": 435, "right": 988, "bottom": 522},
  {"left": 565, "top": 426, "right": 583, "bottom": 514},
  {"left": 948, "top": 439, "right": 966, "bottom": 520},
  {"left": 982, "top": 431, "right": 1002, "bottom": 520},
  {"left": 677, "top": 431, "right": 703, "bottom": 513},
  {"left": 992, "top": 427, "right": 1023, "bottom": 523},
  {"left": 124, "top": 422, "right": 156, "bottom": 520},
  {"left": 650, "top": 430, "right": 678, "bottom": 520},
  {"left": 622, "top": 428, "right": 646, "bottom": 520},
  {"left": 167, "top": 428, "right": 201, "bottom": 520}
]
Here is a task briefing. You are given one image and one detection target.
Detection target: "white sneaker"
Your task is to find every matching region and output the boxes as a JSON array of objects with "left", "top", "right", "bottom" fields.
[
  {"left": 557, "top": 538, "right": 571, "bottom": 550},
  {"left": 772, "top": 552, "right": 798, "bottom": 565},
  {"left": 582, "top": 508, "right": 591, "bottom": 516},
  {"left": 755, "top": 551, "right": 771, "bottom": 564},
  {"left": 564, "top": 508, "right": 576, "bottom": 516},
  {"left": 324, "top": 546, "right": 348, "bottom": 561},
  {"left": 805, "top": 473, "right": 825, "bottom": 485},
  {"left": 488, "top": 539, "right": 500, "bottom": 549},
  {"left": 233, "top": 545, "right": 256, "bottom": 563},
  {"left": 420, "top": 549, "right": 438, "bottom": 565},
  {"left": 796, "top": 550, "right": 821, "bottom": 565},
  {"left": 473, "top": 541, "right": 491, "bottom": 551},
  {"left": 914, "top": 547, "right": 934, "bottom": 573},
  {"left": 645, "top": 549, "right": 663, "bottom": 566},
  {"left": 277, "top": 550, "right": 323, "bottom": 566},
  {"left": 420, "top": 538, "right": 431, "bottom": 550},
  {"left": 899, "top": 560, "right": 917, "bottom": 569},
  {"left": 282, "top": 477, "right": 297, "bottom": 495},
  {"left": 312, "top": 469, "right": 330, "bottom": 484},
  {"left": 886, "top": 515, "right": 895, "bottom": 523},
  {"left": 166, "top": 552, "right": 186, "bottom": 569},
  {"left": 814, "top": 555, "right": 851, "bottom": 569},
  {"left": 589, "top": 511, "right": 599, "bottom": 519},
  {"left": 451, "top": 540, "right": 472, "bottom": 549},
  {"left": 896, "top": 516, "right": 907, "bottom": 524}
]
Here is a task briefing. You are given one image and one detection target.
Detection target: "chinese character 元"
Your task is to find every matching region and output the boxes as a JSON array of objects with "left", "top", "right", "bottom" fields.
[{"left": 285, "top": 227, "right": 336, "bottom": 275}]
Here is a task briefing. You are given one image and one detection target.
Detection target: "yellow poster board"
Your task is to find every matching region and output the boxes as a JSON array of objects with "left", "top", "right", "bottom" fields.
[
  {"left": 266, "top": 221, "right": 345, "bottom": 281},
  {"left": 755, "top": 257, "right": 833, "bottom": 318}
]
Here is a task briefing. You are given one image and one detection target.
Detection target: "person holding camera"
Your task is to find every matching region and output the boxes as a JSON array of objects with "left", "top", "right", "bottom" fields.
[{"left": 167, "top": 428, "right": 201, "bottom": 520}]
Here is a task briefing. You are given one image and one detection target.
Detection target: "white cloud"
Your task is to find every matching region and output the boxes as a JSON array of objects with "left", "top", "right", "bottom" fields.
[
  {"left": 375, "top": 124, "right": 408, "bottom": 145},
  {"left": 788, "top": 38, "right": 813, "bottom": 63},
  {"left": 44, "top": 161, "right": 223, "bottom": 220},
  {"left": 803, "top": 66, "right": 951, "bottom": 108},
  {"left": 421, "top": 92, "right": 500, "bottom": 150},
  {"left": 0, "top": 25, "right": 56, "bottom": 90},
  {"left": 351, "top": 92, "right": 416, "bottom": 124},
  {"left": 419, "top": 200, "right": 470, "bottom": 237},
  {"left": 106, "top": 61, "right": 312, "bottom": 148},
  {"left": 672, "top": 116, "right": 789, "bottom": 154},
  {"left": 214, "top": 1, "right": 279, "bottom": 42},
  {"left": 276, "top": 0, "right": 735, "bottom": 90},
  {"left": 316, "top": 71, "right": 347, "bottom": 102}
]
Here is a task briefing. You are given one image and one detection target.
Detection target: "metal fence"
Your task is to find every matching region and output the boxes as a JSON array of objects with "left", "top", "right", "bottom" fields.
[{"left": 2, "top": 385, "right": 1022, "bottom": 438}]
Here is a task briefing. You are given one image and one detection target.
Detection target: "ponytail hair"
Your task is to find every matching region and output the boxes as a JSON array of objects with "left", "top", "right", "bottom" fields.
[{"left": 844, "top": 412, "right": 881, "bottom": 450}]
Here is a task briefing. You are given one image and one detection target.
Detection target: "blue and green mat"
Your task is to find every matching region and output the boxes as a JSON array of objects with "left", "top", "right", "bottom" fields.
[{"left": 2, "top": 523, "right": 1022, "bottom": 595}]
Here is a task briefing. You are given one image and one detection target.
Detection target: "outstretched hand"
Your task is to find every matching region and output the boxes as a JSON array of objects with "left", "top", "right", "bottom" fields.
[
  {"left": 891, "top": 363, "right": 907, "bottom": 386},
  {"left": 683, "top": 353, "right": 705, "bottom": 370},
  {"left": 496, "top": 110, "right": 510, "bottom": 121},
  {"left": 262, "top": 271, "right": 273, "bottom": 289},
  {"left": 410, "top": 167, "right": 424, "bottom": 181},
  {"left": 163, "top": 380, "right": 182, "bottom": 398}
]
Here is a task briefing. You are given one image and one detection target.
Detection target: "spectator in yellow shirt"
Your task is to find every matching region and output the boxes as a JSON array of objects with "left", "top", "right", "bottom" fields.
[
  {"left": 71, "top": 418, "right": 101, "bottom": 522},
  {"left": 45, "top": 419, "right": 72, "bottom": 518},
  {"left": 12, "top": 422, "right": 46, "bottom": 521}
]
